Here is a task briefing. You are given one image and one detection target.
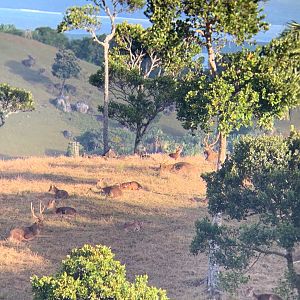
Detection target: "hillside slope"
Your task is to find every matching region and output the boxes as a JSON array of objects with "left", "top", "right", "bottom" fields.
[{"left": 0, "top": 33, "right": 186, "bottom": 158}]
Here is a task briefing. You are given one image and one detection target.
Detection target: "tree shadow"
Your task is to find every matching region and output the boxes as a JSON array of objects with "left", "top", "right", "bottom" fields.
[{"left": 5, "top": 60, "right": 53, "bottom": 85}]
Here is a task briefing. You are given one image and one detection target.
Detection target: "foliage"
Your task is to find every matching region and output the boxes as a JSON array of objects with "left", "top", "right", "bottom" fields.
[
  {"left": 32, "top": 27, "right": 69, "bottom": 48},
  {"left": 0, "top": 83, "right": 34, "bottom": 127},
  {"left": 31, "top": 244, "right": 168, "bottom": 300},
  {"left": 68, "top": 36, "right": 105, "bottom": 66},
  {"left": 92, "top": 21, "right": 200, "bottom": 153},
  {"left": 52, "top": 49, "right": 81, "bottom": 97},
  {"left": 58, "top": 1, "right": 145, "bottom": 154},
  {"left": 176, "top": 30, "right": 300, "bottom": 136},
  {"left": 191, "top": 131, "right": 300, "bottom": 294},
  {"left": 0, "top": 24, "right": 23, "bottom": 36}
]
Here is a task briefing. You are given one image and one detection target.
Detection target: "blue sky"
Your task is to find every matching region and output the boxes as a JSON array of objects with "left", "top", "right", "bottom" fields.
[
  {"left": 0, "top": 0, "right": 299, "bottom": 24},
  {"left": 0, "top": 0, "right": 298, "bottom": 41}
]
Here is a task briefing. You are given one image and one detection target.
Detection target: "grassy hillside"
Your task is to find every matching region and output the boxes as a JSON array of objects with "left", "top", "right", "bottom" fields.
[
  {"left": 0, "top": 33, "right": 186, "bottom": 158},
  {"left": 0, "top": 155, "right": 287, "bottom": 299}
]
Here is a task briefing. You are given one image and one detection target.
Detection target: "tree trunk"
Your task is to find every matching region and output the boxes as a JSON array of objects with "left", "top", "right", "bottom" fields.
[
  {"left": 205, "top": 25, "right": 224, "bottom": 299},
  {"left": 218, "top": 133, "right": 227, "bottom": 166},
  {"left": 102, "top": 42, "right": 109, "bottom": 154},
  {"left": 286, "top": 248, "right": 300, "bottom": 296},
  {"left": 134, "top": 131, "right": 141, "bottom": 154},
  {"left": 59, "top": 78, "right": 66, "bottom": 98}
]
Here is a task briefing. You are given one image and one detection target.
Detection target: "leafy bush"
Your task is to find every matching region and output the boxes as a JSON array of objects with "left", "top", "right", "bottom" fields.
[
  {"left": 0, "top": 24, "right": 23, "bottom": 36},
  {"left": 31, "top": 244, "right": 168, "bottom": 300}
]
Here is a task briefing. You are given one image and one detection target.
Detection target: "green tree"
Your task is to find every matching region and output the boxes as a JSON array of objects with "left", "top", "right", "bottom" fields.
[
  {"left": 32, "top": 27, "right": 69, "bottom": 48},
  {"left": 58, "top": 0, "right": 145, "bottom": 154},
  {"left": 0, "top": 83, "right": 34, "bottom": 127},
  {"left": 68, "top": 35, "right": 105, "bottom": 66},
  {"left": 52, "top": 48, "right": 81, "bottom": 97},
  {"left": 31, "top": 244, "right": 168, "bottom": 300},
  {"left": 90, "top": 22, "right": 199, "bottom": 153},
  {"left": 191, "top": 131, "right": 300, "bottom": 297},
  {"left": 145, "top": 0, "right": 269, "bottom": 164}
]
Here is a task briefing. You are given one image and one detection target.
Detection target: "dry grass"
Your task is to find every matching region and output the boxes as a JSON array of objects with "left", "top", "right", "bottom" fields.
[{"left": 0, "top": 155, "right": 286, "bottom": 299}]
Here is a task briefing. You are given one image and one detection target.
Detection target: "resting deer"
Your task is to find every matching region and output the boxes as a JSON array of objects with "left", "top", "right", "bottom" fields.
[
  {"left": 8, "top": 202, "right": 45, "bottom": 242},
  {"left": 99, "top": 185, "right": 123, "bottom": 198},
  {"left": 160, "top": 162, "right": 197, "bottom": 175},
  {"left": 118, "top": 181, "right": 142, "bottom": 190},
  {"left": 47, "top": 199, "right": 77, "bottom": 217},
  {"left": 203, "top": 133, "right": 220, "bottom": 163},
  {"left": 48, "top": 185, "right": 69, "bottom": 199},
  {"left": 169, "top": 145, "right": 183, "bottom": 160},
  {"left": 123, "top": 221, "right": 143, "bottom": 232},
  {"left": 246, "top": 287, "right": 282, "bottom": 300}
]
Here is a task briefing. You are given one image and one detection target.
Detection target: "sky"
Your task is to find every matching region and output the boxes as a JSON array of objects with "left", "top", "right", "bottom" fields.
[{"left": 0, "top": 0, "right": 299, "bottom": 41}]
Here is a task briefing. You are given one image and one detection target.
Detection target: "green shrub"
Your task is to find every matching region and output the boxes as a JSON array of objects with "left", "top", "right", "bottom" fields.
[{"left": 31, "top": 244, "right": 168, "bottom": 300}]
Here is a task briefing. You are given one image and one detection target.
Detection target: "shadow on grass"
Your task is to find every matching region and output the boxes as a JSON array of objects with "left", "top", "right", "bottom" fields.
[
  {"left": 5, "top": 60, "right": 53, "bottom": 85},
  {"left": 0, "top": 171, "right": 97, "bottom": 185}
]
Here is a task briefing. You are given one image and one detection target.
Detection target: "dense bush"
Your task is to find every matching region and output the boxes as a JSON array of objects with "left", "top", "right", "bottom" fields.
[
  {"left": 31, "top": 244, "right": 168, "bottom": 300},
  {"left": 0, "top": 24, "right": 23, "bottom": 36}
]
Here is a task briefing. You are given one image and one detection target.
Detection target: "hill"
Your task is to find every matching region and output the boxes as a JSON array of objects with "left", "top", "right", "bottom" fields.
[
  {"left": 0, "top": 33, "right": 186, "bottom": 158},
  {"left": 0, "top": 155, "right": 286, "bottom": 299}
]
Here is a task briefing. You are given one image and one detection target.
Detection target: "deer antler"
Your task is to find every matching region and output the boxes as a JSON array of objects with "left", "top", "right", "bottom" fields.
[
  {"left": 31, "top": 202, "right": 39, "bottom": 219},
  {"left": 39, "top": 201, "right": 46, "bottom": 215},
  {"left": 209, "top": 132, "right": 220, "bottom": 148}
]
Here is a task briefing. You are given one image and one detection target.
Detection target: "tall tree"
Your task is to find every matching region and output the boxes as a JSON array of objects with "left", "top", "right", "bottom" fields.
[
  {"left": 52, "top": 48, "right": 81, "bottom": 97},
  {"left": 0, "top": 83, "right": 34, "bottom": 127},
  {"left": 145, "top": 0, "right": 269, "bottom": 164},
  {"left": 90, "top": 22, "right": 200, "bottom": 153},
  {"left": 191, "top": 132, "right": 300, "bottom": 298},
  {"left": 145, "top": 1, "right": 269, "bottom": 297},
  {"left": 58, "top": 0, "right": 145, "bottom": 154},
  {"left": 177, "top": 27, "right": 300, "bottom": 298}
]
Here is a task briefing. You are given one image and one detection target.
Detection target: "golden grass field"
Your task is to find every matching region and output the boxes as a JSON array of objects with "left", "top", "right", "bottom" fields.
[{"left": 0, "top": 154, "right": 287, "bottom": 299}]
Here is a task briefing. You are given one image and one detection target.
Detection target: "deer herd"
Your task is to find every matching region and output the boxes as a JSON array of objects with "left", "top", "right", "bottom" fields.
[{"left": 4, "top": 134, "right": 276, "bottom": 299}]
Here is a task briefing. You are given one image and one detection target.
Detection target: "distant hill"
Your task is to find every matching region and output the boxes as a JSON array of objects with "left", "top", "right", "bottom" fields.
[
  {"left": 0, "top": 33, "right": 298, "bottom": 158},
  {"left": 0, "top": 33, "right": 186, "bottom": 158}
]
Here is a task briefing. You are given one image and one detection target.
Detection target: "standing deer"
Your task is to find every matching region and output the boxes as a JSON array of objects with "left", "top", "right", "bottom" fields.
[
  {"left": 8, "top": 202, "right": 45, "bottom": 242},
  {"left": 48, "top": 185, "right": 69, "bottom": 199},
  {"left": 245, "top": 287, "right": 283, "bottom": 300},
  {"left": 169, "top": 145, "right": 183, "bottom": 160},
  {"left": 46, "top": 199, "right": 77, "bottom": 217},
  {"left": 203, "top": 133, "right": 220, "bottom": 163}
]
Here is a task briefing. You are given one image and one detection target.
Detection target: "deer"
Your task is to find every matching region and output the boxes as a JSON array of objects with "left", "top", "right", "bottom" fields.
[
  {"left": 8, "top": 202, "right": 45, "bottom": 242},
  {"left": 97, "top": 185, "right": 123, "bottom": 198},
  {"left": 48, "top": 185, "right": 69, "bottom": 199},
  {"left": 245, "top": 287, "right": 283, "bottom": 300},
  {"left": 159, "top": 162, "right": 197, "bottom": 175},
  {"left": 169, "top": 145, "right": 183, "bottom": 160},
  {"left": 203, "top": 133, "right": 220, "bottom": 163},
  {"left": 118, "top": 181, "right": 142, "bottom": 190},
  {"left": 46, "top": 199, "right": 77, "bottom": 218},
  {"left": 123, "top": 221, "right": 144, "bottom": 232}
]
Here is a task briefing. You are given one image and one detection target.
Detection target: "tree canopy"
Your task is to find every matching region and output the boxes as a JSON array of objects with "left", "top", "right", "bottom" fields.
[
  {"left": 52, "top": 48, "right": 81, "bottom": 97},
  {"left": 191, "top": 131, "right": 300, "bottom": 297},
  {"left": 0, "top": 83, "right": 34, "bottom": 127}
]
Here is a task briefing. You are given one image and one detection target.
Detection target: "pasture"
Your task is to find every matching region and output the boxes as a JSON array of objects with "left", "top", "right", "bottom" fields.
[{"left": 0, "top": 155, "right": 285, "bottom": 299}]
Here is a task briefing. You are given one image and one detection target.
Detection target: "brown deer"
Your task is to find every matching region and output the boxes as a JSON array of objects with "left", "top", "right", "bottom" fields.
[
  {"left": 246, "top": 287, "right": 283, "bottom": 300},
  {"left": 48, "top": 185, "right": 69, "bottom": 199},
  {"left": 203, "top": 133, "right": 220, "bottom": 163},
  {"left": 123, "top": 221, "right": 143, "bottom": 232},
  {"left": 99, "top": 185, "right": 123, "bottom": 198},
  {"left": 159, "top": 162, "right": 197, "bottom": 175},
  {"left": 118, "top": 181, "right": 142, "bottom": 190},
  {"left": 47, "top": 199, "right": 77, "bottom": 217},
  {"left": 169, "top": 145, "right": 183, "bottom": 160},
  {"left": 8, "top": 202, "right": 45, "bottom": 242}
]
